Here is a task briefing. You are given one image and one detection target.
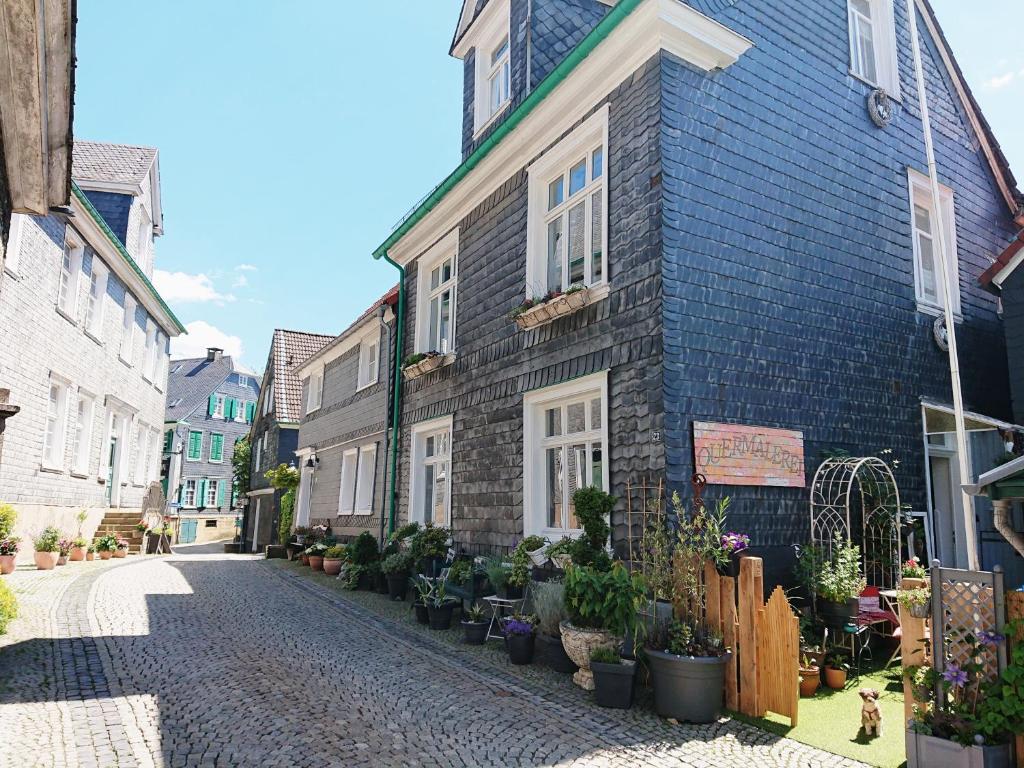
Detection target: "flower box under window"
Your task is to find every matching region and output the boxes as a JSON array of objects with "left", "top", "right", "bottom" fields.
[
  {"left": 403, "top": 352, "right": 455, "bottom": 381},
  {"left": 512, "top": 286, "right": 597, "bottom": 330}
]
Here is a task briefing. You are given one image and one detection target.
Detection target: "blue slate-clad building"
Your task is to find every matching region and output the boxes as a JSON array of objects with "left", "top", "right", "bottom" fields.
[{"left": 374, "top": 0, "right": 1024, "bottom": 586}]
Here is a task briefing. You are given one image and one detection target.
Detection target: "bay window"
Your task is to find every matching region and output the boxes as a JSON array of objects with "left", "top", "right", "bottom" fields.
[{"left": 409, "top": 416, "right": 452, "bottom": 526}]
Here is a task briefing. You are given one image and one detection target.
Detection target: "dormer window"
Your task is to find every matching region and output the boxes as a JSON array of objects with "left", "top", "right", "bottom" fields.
[
  {"left": 468, "top": 0, "right": 512, "bottom": 137},
  {"left": 486, "top": 36, "right": 510, "bottom": 121}
]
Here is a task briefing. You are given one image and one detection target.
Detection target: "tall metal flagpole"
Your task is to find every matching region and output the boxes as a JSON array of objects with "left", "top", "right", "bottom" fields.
[{"left": 906, "top": 0, "right": 979, "bottom": 570}]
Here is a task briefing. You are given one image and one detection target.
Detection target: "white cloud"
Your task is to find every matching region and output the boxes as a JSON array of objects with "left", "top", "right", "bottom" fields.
[
  {"left": 232, "top": 273, "right": 249, "bottom": 289},
  {"left": 985, "top": 71, "right": 1017, "bottom": 90},
  {"left": 236, "top": 263, "right": 258, "bottom": 272},
  {"left": 171, "top": 321, "right": 244, "bottom": 361},
  {"left": 154, "top": 269, "right": 235, "bottom": 304}
]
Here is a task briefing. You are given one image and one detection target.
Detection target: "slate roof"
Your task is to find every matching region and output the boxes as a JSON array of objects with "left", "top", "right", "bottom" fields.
[
  {"left": 271, "top": 330, "right": 334, "bottom": 423},
  {"left": 297, "top": 286, "right": 399, "bottom": 372},
  {"left": 73, "top": 140, "right": 158, "bottom": 186},
  {"left": 165, "top": 356, "right": 236, "bottom": 423}
]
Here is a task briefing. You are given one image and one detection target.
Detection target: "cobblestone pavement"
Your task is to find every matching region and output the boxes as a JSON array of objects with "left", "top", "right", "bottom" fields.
[{"left": 0, "top": 554, "right": 867, "bottom": 768}]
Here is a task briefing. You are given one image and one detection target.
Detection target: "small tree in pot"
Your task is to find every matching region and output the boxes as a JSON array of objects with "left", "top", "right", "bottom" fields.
[
  {"left": 382, "top": 551, "right": 414, "bottom": 600},
  {"left": 409, "top": 524, "right": 450, "bottom": 577},
  {"left": 33, "top": 527, "right": 62, "bottom": 569},
  {"left": 797, "top": 539, "right": 865, "bottom": 628},
  {"left": 590, "top": 646, "right": 636, "bottom": 709},
  {"left": 503, "top": 614, "right": 537, "bottom": 664}
]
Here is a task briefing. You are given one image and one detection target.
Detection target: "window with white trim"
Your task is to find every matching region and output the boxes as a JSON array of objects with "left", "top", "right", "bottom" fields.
[
  {"left": 523, "top": 371, "right": 608, "bottom": 538},
  {"left": 909, "top": 170, "right": 960, "bottom": 316},
  {"left": 57, "top": 231, "right": 84, "bottom": 317},
  {"left": 357, "top": 333, "right": 379, "bottom": 390},
  {"left": 71, "top": 391, "right": 95, "bottom": 474},
  {"left": 471, "top": 1, "right": 511, "bottom": 135},
  {"left": 155, "top": 332, "right": 168, "bottom": 389},
  {"left": 205, "top": 479, "right": 220, "bottom": 508},
  {"left": 133, "top": 422, "right": 149, "bottom": 483},
  {"left": 262, "top": 381, "right": 274, "bottom": 416},
  {"left": 148, "top": 428, "right": 161, "bottom": 482},
  {"left": 847, "top": 0, "right": 900, "bottom": 95},
  {"left": 338, "top": 448, "right": 358, "bottom": 515},
  {"left": 410, "top": 418, "right": 452, "bottom": 526},
  {"left": 182, "top": 478, "right": 197, "bottom": 507},
  {"left": 415, "top": 231, "right": 458, "bottom": 356},
  {"left": 143, "top": 320, "right": 158, "bottom": 381},
  {"left": 527, "top": 107, "right": 608, "bottom": 296},
  {"left": 42, "top": 377, "right": 70, "bottom": 469},
  {"left": 212, "top": 394, "right": 225, "bottom": 419},
  {"left": 355, "top": 444, "right": 377, "bottom": 514},
  {"left": 306, "top": 370, "right": 323, "bottom": 413},
  {"left": 237, "top": 374, "right": 249, "bottom": 388},
  {"left": 84, "top": 260, "right": 109, "bottom": 339},
  {"left": 120, "top": 297, "right": 137, "bottom": 363}
]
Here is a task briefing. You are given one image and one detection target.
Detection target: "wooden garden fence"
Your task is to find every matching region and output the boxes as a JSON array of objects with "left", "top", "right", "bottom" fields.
[{"left": 674, "top": 554, "right": 799, "bottom": 726}]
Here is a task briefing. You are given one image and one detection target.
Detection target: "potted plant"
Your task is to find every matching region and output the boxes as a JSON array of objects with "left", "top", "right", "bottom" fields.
[
  {"left": 85, "top": 543, "right": 95, "bottom": 561},
  {"left": 382, "top": 551, "right": 413, "bottom": 600},
  {"left": 96, "top": 534, "right": 117, "bottom": 560},
  {"left": 898, "top": 586, "right": 932, "bottom": 619},
  {"left": 293, "top": 526, "right": 311, "bottom": 547},
  {"left": 645, "top": 493, "right": 733, "bottom": 724},
  {"left": 322, "top": 545, "right": 346, "bottom": 576},
  {"left": 0, "top": 537, "right": 20, "bottom": 574},
  {"left": 32, "top": 526, "right": 61, "bottom": 570},
  {"left": 902, "top": 556, "right": 928, "bottom": 580},
  {"left": 718, "top": 530, "right": 751, "bottom": 577},
  {"left": 426, "top": 581, "right": 458, "bottom": 630},
  {"left": 461, "top": 603, "right": 489, "bottom": 645},
  {"left": 799, "top": 655, "right": 821, "bottom": 698},
  {"left": 506, "top": 546, "right": 531, "bottom": 599},
  {"left": 804, "top": 540, "right": 866, "bottom": 627},
  {"left": 503, "top": 614, "right": 537, "bottom": 664},
  {"left": 546, "top": 538, "right": 573, "bottom": 570},
  {"left": 0, "top": 504, "right": 16, "bottom": 542},
  {"left": 824, "top": 652, "right": 849, "bottom": 690},
  {"left": 531, "top": 579, "right": 576, "bottom": 673},
  {"left": 591, "top": 646, "right": 636, "bottom": 709},
  {"left": 306, "top": 541, "right": 328, "bottom": 571},
  {"left": 409, "top": 524, "right": 449, "bottom": 577},
  {"left": 483, "top": 556, "right": 511, "bottom": 598},
  {"left": 134, "top": 520, "right": 147, "bottom": 536},
  {"left": 345, "top": 532, "right": 380, "bottom": 589},
  {"left": 57, "top": 538, "right": 72, "bottom": 565},
  {"left": 114, "top": 538, "right": 130, "bottom": 558},
  {"left": 412, "top": 577, "right": 431, "bottom": 625},
  {"left": 69, "top": 537, "right": 88, "bottom": 562},
  {"left": 519, "top": 535, "right": 548, "bottom": 567}
]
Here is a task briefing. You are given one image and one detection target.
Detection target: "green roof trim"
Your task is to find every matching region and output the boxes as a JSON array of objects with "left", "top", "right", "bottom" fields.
[
  {"left": 72, "top": 182, "right": 186, "bottom": 334},
  {"left": 372, "top": 0, "right": 643, "bottom": 260}
]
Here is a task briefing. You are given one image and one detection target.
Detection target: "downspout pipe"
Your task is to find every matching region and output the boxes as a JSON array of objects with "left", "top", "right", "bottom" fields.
[
  {"left": 992, "top": 500, "right": 1024, "bottom": 560},
  {"left": 377, "top": 306, "right": 395, "bottom": 547},
  {"left": 382, "top": 253, "right": 406, "bottom": 537}
]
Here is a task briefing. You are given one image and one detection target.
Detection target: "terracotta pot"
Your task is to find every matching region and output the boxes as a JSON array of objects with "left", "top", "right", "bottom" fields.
[
  {"left": 0, "top": 554, "right": 15, "bottom": 574},
  {"left": 559, "top": 621, "right": 617, "bottom": 690},
  {"left": 34, "top": 551, "right": 59, "bottom": 570},
  {"left": 56, "top": 555, "right": 68, "bottom": 566},
  {"left": 799, "top": 667, "right": 820, "bottom": 697},
  {"left": 113, "top": 549, "right": 127, "bottom": 559},
  {"left": 308, "top": 555, "right": 324, "bottom": 571},
  {"left": 85, "top": 551, "right": 94, "bottom": 561},
  {"left": 323, "top": 558, "right": 343, "bottom": 576},
  {"left": 824, "top": 665, "right": 848, "bottom": 690},
  {"left": 69, "top": 546, "right": 86, "bottom": 562},
  {"left": 99, "top": 550, "right": 113, "bottom": 560},
  {"left": 300, "top": 553, "right": 310, "bottom": 565}
]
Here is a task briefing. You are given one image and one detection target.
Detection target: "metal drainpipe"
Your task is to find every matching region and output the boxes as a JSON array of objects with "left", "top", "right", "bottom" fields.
[
  {"left": 377, "top": 305, "right": 395, "bottom": 547},
  {"left": 382, "top": 254, "right": 406, "bottom": 537}
]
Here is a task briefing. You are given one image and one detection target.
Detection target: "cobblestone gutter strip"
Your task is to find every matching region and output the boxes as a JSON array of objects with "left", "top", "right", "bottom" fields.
[{"left": 264, "top": 559, "right": 868, "bottom": 768}]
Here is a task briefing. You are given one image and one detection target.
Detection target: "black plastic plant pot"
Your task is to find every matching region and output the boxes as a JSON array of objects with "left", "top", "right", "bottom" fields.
[
  {"left": 462, "top": 620, "right": 488, "bottom": 645},
  {"left": 375, "top": 571, "right": 389, "bottom": 594},
  {"left": 537, "top": 633, "right": 577, "bottom": 674},
  {"left": 413, "top": 601, "right": 430, "bottom": 625},
  {"left": 818, "top": 598, "right": 859, "bottom": 628},
  {"left": 646, "top": 649, "right": 731, "bottom": 723},
  {"left": 427, "top": 601, "right": 456, "bottom": 630},
  {"left": 592, "top": 660, "right": 636, "bottom": 709},
  {"left": 506, "top": 632, "right": 536, "bottom": 665},
  {"left": 357, "top": 572, "right": 374, "bottom": 591},
  {"left": 387, "top": 573, "right": 410, "bottom": 601}
]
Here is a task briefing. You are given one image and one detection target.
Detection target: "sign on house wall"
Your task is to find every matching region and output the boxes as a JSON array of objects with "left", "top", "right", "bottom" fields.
[{"left": 693, "top": 422, "right": 805, "bottom": 487}]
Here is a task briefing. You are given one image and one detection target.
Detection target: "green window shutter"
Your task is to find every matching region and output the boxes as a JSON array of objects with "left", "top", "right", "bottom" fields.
[
  {"left": 246, "top": 402, "right": 255, "bottom": 423},
  {"left": 188, "top": 431, "right": 202, "bottom": 460},
  {"left": 198, "top": 479, "right": 208, "bottom": 507},
  {"left": 226, "top": 398, "right": 237, "bottom": 420},
  {"left": 208, "top": 393, "right": 217, "bottom": 417},
  {"left": 163, "top": 430, "right": 173, "bottom": 452},
  {"left": 216, "top": 481, "right": 225, "bottom": 507},
  {"left": 211, "top": 434, "right": 223, "bottom": 462}
]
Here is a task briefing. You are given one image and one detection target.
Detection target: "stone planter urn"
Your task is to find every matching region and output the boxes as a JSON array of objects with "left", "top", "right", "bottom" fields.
[
  {"left": 34, "top": 551, "right": 59, "bottom": 570},
  {"left": 559, "top": 621, "right": 617, "bottom": 690}
]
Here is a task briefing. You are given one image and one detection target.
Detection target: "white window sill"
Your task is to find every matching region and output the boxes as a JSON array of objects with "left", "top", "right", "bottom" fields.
[
  {"left": 70, "top": 470, "right": 89, "bottom": 479},
  {"left": 56, "top": 306, "right": 78, "bottom": 325},
  {"left": 337, "top": 510, "right": 355, "bottom": 517},
  {"left": 84, "top": 329, "right": 103, "bottom": 346},
  {"left": 118, "top": 355, "right": 133, "bottom": 368},
  {"left": 473, "top": 101, "right": 510, "bottom": 141},
  {"left": 355, "top": 379, "right": 378, "bottom": 393},
  {"left": 353, "top": 508, "right": 374, "bottom": 516},
  {"left": 39, "top": 465, "right": 63, "bottom": 474},
  {"left": 848, "top": 69, "right": 902, "bottom": 102},
  {"left": 142, "top": 375, "right": 153, "bottom": 385},
  {"left": 916, "top": 300, "right": 963, "bottom": 324},
  {"left": 3, "top": 267, "right": 20, "bottom": 279},
  {"left": 209, "top": 459, "right": 223, "bottom": 465}
]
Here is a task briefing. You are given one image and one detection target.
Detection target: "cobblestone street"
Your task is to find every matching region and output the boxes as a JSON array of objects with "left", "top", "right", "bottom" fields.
[{"left": 0, "top": 554, "right": 865, "bottom": 768}]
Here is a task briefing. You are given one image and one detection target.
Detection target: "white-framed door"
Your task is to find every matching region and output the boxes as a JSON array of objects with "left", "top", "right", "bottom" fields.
[
  {"left": 295, "top": 466, "right": 313, "bottom": 528},
  {"left": 251, "top": 497, "right": 261, "bottom": 554},
  {"left": 924, "top": 430, "right": 971, "bottom": 569}
]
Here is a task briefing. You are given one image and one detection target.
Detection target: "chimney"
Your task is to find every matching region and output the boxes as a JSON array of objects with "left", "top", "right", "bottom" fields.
[{"left": 206, "top": 347, "right": 223, "bottom": 362}]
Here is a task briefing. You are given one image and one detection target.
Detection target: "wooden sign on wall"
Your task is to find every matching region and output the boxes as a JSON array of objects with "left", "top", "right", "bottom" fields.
[{"left": 693, "top": 422, "right": 805, "bottom": 487}]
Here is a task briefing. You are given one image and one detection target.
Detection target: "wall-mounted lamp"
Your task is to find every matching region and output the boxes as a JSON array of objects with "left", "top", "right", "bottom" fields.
[{"left": 305, "top": 454, "right": 319, "bottom": 469}]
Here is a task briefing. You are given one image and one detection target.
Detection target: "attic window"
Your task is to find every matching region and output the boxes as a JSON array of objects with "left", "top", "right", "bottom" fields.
[{"left": 472, "top": 0, "right": 511, "bottom": 137}]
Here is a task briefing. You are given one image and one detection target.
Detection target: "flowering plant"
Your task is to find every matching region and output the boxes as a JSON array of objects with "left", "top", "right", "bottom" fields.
[
  {"left": 115, "top": 538, "right": 130, "bottom": 551},
  {"left": 902, "top": 556, "right": 927, "bottom": 580},
  {"left": 721, "top": 531, "right": 750, "bottom": 554},
  {"left": 897, "top": 586, "right": 931, "bottom": 608},
  {"left": 0, "top": 537, "right": 20, "bottom": 555},
  {"left": 134, "top": 521, "right": 147, "bottom": 533},
  {"left": 58, "top": 539, "right": 73, "bottom": 556},
  {"left": 502, "top": 615, "right": 536, "bottom": 636}
]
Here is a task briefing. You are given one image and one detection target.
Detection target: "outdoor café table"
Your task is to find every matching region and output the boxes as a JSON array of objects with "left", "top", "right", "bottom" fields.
[{"left": 483, "top": 595, "right": 526, "bottom": 642}]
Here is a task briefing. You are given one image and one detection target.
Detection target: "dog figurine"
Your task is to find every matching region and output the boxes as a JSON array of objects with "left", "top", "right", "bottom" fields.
[{"left": 859, "top": 688, "right": 883, "bottom": 737}]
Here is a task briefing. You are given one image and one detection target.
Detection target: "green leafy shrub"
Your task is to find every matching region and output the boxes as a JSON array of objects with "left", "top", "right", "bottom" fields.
[
  {"left": 568, "top": 487, "right": 613, "bottom": 571},
  {"left": 816, "top": 541, "right": 866, "bottom": 603},
  {"left": 0, "top": 580, "right": 17, "bottom": 635},
  {"left": 409, "top": 524, "right": 449, "bottom": 563},
  {"left": 95, "top": 534, "right": 118, "bottom": 552},
  {"left": 33, "top": 526, "right": 61, "bottom": 553},
  {"left": 347, "top": 532, "right": 380, "bottom": 566},
  {"left": 0, "top": 504, "right": 17, "bottom": 539},
  {"left": 564, "top": 562, "right": 645, "bottom": 637},
  {"left": 532, "top": 580, "right": 568, "bottom": 637},
  {"left": 447, "top": 559, "right": 473, "bottom": 585},
  {"left": 278, "top": 489, "right": 295, "bottom": 545},
  {"left": 324, "top": 545, "right": 346, "bottom": 559},
  {"left": 590, "top": 646, "right": 621, "bottom": 664},
  {"left": 381, "top": 551, "right": 414, "bottom": 575}
]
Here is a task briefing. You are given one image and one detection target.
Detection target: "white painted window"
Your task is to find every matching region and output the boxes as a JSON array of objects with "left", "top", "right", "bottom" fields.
[
  {"left": 338, "top": 448, "right": 358, "bottom": 515},
  {"left": 205, "top": 479, "right": 219, "bottom": 508},
  {"left": 472, "top": 0, "right": 511, "bottom": 135},
  {"left": 909, "top": 170, "right": 959, "bottom": 317},
  {"left": 120, "top": 297, "right": 137, "bottom": 363},
  {"left": 306, "top": 370, "right": 323, "bottom": 413},
  {"left": 57, "top": 230, "right": 84, "bottom": 318},
  {"left": 415, "top": 230, "right": 458, "bottom": 355},
  {"left": 42, "top": 376, "right": 70, "bottom": 469},
  {"left": 523, "top": 371, "right": 608, "bottom": 539},
  {"left": 234, "top": 400, "right": 247, "bottom": 423},
  {"left": 84, "top": 260, "right": 109, "bottom": 339},
  {"left": 355, "top": 444, "right": 377, "bottom": 514},
  {"left": 847, "top": 0, "right": 900, "bottom": 96},
  {"left": 71, "top": 390, "right": 95, "bottom": 475},
  {"left": 133, "top": 422, "right": 149, "bottom": 483},
  {"left": 237, "top": 374, "right": 248, "bottom": 388},
  {"left": 148, "top": 428, "right": 161, "bottom": 482},
  {"left": 135, "top": 214, "right": 151, "bottom": 275},
  {"left": 357, "top": 332, "right": 379, "bottom": 390},
  {"left": 409, "top": 417, "right": 452, "bottom": 526},
  {"left": 527, "top": 106, "right": 609, "bottom": 296},
  {"left": 262, "top": 381, "right": 274, "bottom": 416},
  {"left": 213, "top": 395, "right": 225, "bottom": 418},
  {"left": 143, "top": 320, "right": 158, "bottom": 382},
  {"left": 183, "top": 478, "right": 197, "bottom": 507},
  {"left": 155, "top": 332, "right": 168, "bottom": 390},
  {"left": 4, "top": 213, "right": 25, "bottom": 275}
]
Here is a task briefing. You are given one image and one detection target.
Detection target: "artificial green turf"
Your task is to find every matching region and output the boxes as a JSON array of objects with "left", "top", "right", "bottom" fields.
[{"left": 731, "top": 659, "right": 907, "bottom": 768}]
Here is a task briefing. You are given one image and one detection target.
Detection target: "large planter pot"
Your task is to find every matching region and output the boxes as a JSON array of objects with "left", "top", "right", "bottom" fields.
[
  {"left": 413, "top": 601, "right": 430, "bottom": 625},
  {"left": 537, "top": 633, "right": 577, "bottom": 674},
  {"left": 527, "top": 545, "right": 548, "bottom": 567},
  {"left": 57, "top": 555, "right": 68, "bottom": 566},
  {"left": 646, "top": 649, "right": 731, "bottom": 723},
  {"left": 99, "top": 550, "right": 113, "bottom": 561},
  {"left": 387, "top": 573, "right": 410, "bottom": 601},
  {"left": 506, "top": 632, "right": 536, "bottom": 665},
  {"left": 322, "top": 558, "right": 343, "bottom": 576},
  {"left": 799, "top": 667, "right": 821, "bottom": 697},
  {"left": 356, "top": 572, "right": 374, "bottom": 591},
  {"left": 0, "top": 554, "right": 15, "bottom": 574},
  {"left": 824, "top": 665, "right": 848, "bottom": 690},
  {"left": 559, "top": 621, "right": 617, "bottom": 690},
  {"left": 69, "top": 546, "right": 86, "bottom": 562},
  {"left": 818, "top": 597, "right": 859, "bottom": 628},
  {"left": 462, "top": 620, "right": 488, "bottom": 645},
  {"left": 113, "top": 549, "right": 127, "bottom": 559},
  {"left": 427, "top": 601, "right": 456, "bottom": 630},
  {"left": 34, "top": 551, "right": 59, "bottom": 570},
  {"left": 592, "top": 659, "right": 636, "bottom": 709},
  {"left": 145, "top": 536, "right": 162, "bottom": 555},
  {"left": 906, "top": 732, "right": 1012, "bottom": 768},
  {"left": 801, "top": 647, "right": 826, "bottom": 670},
  {"left": 375, "top": 571, "right": 389, "bottom": 595},
  {"left": 85, "top": 551, "right": 94, "bottom": 561},
  {"left": 300, "top": 553, "right": 310, "bottom": 566},
  {"left": 308, "top": 555, "right": 324, "bottom": 571}
]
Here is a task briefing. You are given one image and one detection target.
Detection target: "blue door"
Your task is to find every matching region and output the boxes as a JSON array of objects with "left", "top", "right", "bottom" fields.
[{"left": 179, "top": 519, "right": 198, "bottom": 544}]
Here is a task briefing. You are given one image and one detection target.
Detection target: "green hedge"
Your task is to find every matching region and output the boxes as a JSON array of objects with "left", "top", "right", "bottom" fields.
[{"left": 0, "top": 580, "right": 17, "bottom": 635}]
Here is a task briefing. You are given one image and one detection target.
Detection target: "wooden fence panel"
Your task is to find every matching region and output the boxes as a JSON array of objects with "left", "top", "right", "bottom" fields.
[
  {"left": 898, "top": 577, "right": 929, "bottom": 726},
  {"left": 705, "top": 561, "right": 722, "bottom": 636},
  {"left": 756, "top": 586, "right": 799, "bottom": 727},
  {"left": 738, "top": 557, "right": 763, "bottom": 717},
  {"left": 721, "top": 575, "right": 739, "bottom": 711}
]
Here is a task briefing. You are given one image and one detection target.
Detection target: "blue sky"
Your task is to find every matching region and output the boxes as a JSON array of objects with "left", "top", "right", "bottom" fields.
[{"left": 73, "top": 1, "right": 1023, "bottom": 370}]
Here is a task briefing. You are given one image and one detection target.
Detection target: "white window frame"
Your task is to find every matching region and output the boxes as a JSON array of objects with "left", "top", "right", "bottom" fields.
[
  {"left": 134, "top": 211, "right": 151, "bottom": 275},
  {"left": 908, "top": 169, "right": 960, "bottom": 318},
  {"left": 148, "top": 428, "right": 161, "bottom": 482},
  {"left": 357, "top": 330, "right": 380, "bottom": 391},
  {"left": 154, "top": 332, "right": 168, "bottom": 391},
  {"left": 42, "top": 374, "right": 71, "bottom": 470},
  {"left": 415, "top": 228, "right": 459, "bottom": 355},
  {"left": 57, "top": 229, "right": 84, "bottom": 319},
  {"left": 237, "top": 374, "right": 249, "bottom": 388},
  {"left": 212, "top": 394, "right": 225, "bottom": 419},
  {"left": 120, "top": 296, "right": 137, "bottom": 364},
  {"left": 847, "top": 0, "right": 900, "bottom": 97},
  {"left": 471, "top": 0, "right": 512, "bottom": 137},
  {"left": 408, "top": 415, "right": 454, "bottom": 527},
  {"left": 205, "top": 479, "right": 220, "bottom": 508},
  {"left": 523, "top": 370, "right": 609, "bottom": 540},
  {"left": 338, "top": 447, "right": 358, "bottom": 515},
  {"left": 306, "top": 370, "right": 323, "bottom": 413},
  {"left": 71, "top": 389, "right": 96, "bottom": 476},
  {"left": 253, "top": 435, "right": 263, "bottom": 473},
  {"left": 133, "top": 421, "right": 149, "bottom": 484},
  {"left": 262, "top": 381, "right": 274, "bottom": 416},
  {"left": 143, "top": 320, "right": 157, "bottom": 382},
  {"left": 84, "top": 259, "right": 109, "bottom": 340},
  {"left": 355, "top": 443, "right": 378, "bottom": 515},
  {"left": 182, "top": 478, "right": 198, "bottom": 508},
  {"left": 526, "top": 105, "right": 610, "bottom": 298},
  {"left": 4, "top": 213, "right": 25, "bottom": 276}
]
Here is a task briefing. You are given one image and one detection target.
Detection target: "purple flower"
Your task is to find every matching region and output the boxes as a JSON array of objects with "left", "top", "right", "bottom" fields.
[
  {"left": 503, "top": 618, "right": 534, "bottom": 636},
  {"left": 942, "top": 664, "right": 968, "bottom": 688},
  {"left": 977, "top": 630, "right": 1005, "bottom": 648},
  {"left": 721, "top": 532, "right": 750, "bottom": 553}
]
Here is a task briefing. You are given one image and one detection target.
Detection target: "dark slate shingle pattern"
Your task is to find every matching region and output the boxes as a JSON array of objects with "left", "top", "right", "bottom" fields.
[{"left": 73, "top": 140, "right": 158, "bottom": 186}]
